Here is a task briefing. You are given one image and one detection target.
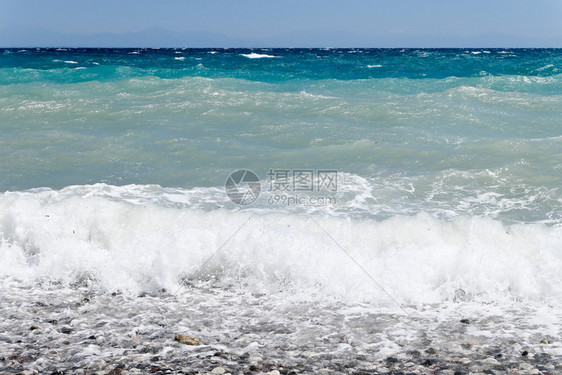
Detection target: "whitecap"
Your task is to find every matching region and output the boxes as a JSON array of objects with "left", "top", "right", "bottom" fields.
[
  {"left": 537, "top": 64, "right": 554, "bottom": 71},
  {"left": 241, "top": 53, "right": 278, "bottom": 59}
]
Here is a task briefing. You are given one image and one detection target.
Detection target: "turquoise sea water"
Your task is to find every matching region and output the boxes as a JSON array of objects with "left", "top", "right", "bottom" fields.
[{"left": 0, "top": 48, "right": 561, "bottom": 304}]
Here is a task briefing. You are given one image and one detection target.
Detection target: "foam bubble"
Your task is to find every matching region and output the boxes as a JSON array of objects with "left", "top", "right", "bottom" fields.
[{"left": 1, "top": 185, "right": 561, "bottom": 305}]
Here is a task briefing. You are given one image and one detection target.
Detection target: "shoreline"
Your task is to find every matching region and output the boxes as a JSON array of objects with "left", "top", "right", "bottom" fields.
[{"left": 1, "top": 284, "right": 560, "bottom": 375}]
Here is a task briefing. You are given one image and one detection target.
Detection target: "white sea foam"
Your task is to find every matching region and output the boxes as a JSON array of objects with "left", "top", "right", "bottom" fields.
[
  {"left": 537, "top": 64, "right": 554, "bottom": 71},
  {"left": 241, "top": 53, "right": 278, "bottom": 59},
  {"left": 367, "top": 64, "right": 383, "bottom": 68},
  {"left": 64, "top": 60, "right": 79, "bottom": 64},
  {"left": 174, "top": 57, "right": 185, "bottom": 61},
  {"left": 299, "top": 89, "right": 336, "bottom": 99},
  {"left": 1, "top": 184, "right": 560, "bottom": 305}
]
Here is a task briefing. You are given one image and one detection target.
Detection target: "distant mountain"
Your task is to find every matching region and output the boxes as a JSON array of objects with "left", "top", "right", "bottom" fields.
[
  {"left": 0, "top": 27, "right": 560, "bottom": 48},
  {"left": 0, "top": 27, "right": 236, "bottom": 48},
  {"left": 257, "top": 31, "right": 562, "bottom": 48}
]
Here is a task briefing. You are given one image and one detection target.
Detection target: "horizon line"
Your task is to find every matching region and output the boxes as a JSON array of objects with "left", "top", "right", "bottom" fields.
[{"left": 2, "top": 46, "right": 562, "bottom": 49}]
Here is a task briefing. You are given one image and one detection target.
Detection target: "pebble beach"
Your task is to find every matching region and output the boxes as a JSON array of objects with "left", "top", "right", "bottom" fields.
[{"left": 2, "top": 281, "right": 561, "bottom": 375}]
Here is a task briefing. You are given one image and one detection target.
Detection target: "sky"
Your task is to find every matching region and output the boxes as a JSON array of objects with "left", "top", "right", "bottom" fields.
[{"left": 1, "top": 0, "right": 561, "bottom": 47}]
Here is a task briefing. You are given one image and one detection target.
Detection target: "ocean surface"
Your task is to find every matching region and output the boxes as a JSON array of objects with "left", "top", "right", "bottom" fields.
[{"left": 1, "top": 48, "right": 561, "bottom": 374}]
